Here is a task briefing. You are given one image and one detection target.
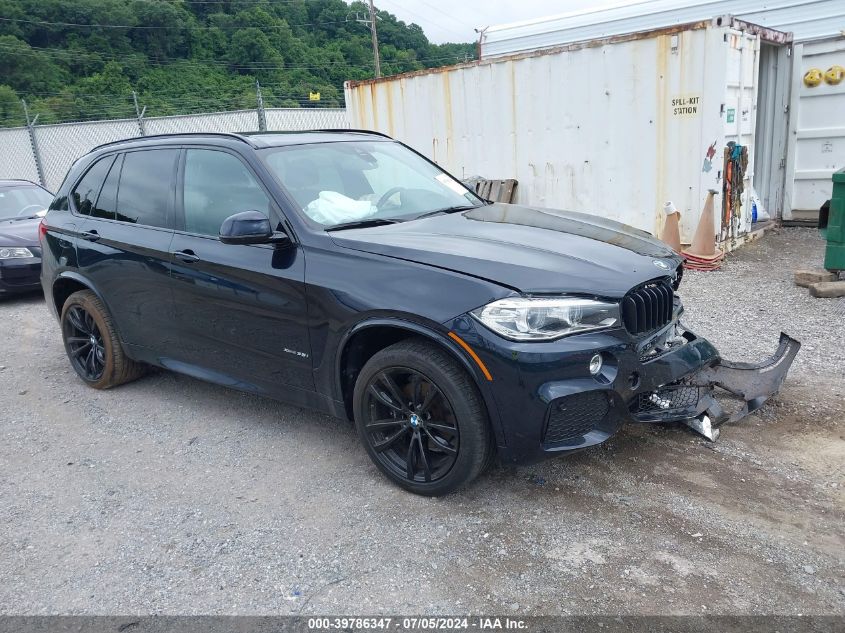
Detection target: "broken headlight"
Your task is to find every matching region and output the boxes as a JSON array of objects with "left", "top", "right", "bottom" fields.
[
  {"left": 471, "top": 297, "right": 620, "bottom": 341},
  {"left": 672, "top": 263, "right": 684, "bottom": 290}
]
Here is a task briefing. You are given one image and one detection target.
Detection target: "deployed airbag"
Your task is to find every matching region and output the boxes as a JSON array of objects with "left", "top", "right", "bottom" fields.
[{"left": 304, "top": 191, "right": 378, "bottom": 225}]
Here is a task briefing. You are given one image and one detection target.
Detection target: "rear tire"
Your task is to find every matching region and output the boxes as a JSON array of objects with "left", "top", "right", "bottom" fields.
[
  {"left": 353, "top": 338, "right": 493, "bottom": 496},
  {"left": 60, "top": 290, "right": 146, "bottom": 389}
]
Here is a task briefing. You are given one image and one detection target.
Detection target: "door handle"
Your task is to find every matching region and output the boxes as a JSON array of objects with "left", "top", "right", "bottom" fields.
[
  {"left": 80, "top": 229, "right": 100, "bottom": 242},
  {"left": 173, "top": 249, "right": 200, "bottom": 263}
]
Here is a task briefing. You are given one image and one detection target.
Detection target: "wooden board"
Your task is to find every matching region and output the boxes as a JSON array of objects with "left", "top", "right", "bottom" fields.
[{"left": 466, "top": 178, "right": 518, "bottom": 203}]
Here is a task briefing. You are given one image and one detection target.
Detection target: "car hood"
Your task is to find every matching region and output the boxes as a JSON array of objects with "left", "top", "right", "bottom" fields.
[
  {"left": 0, "top": 217, "right": 40, "bottom": 247},
  {"left": 329, "top": 203, "right": 681, "bottom": 297}
]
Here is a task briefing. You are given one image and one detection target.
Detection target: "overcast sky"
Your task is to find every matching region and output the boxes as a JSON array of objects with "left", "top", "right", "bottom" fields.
[{"left": 373, "top": 0, "right": 644, "bottom": 44}]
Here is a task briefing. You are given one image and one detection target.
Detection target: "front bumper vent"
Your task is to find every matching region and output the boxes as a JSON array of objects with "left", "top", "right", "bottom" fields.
[
  {"left": 544, "top": 391, "right": 609, "bottom": 446},
  {"left": 629, "top": 383, "right": 701, "bottom": 422},
  {"left": 622, "top": 279, "right": 674, "bottom": 336}
]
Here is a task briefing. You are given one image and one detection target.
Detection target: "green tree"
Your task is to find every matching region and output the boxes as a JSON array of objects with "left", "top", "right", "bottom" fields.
[
  {"left": 0, "top": 35, "right": 68, "bottom": 94},
  {"left": 0, "top": 85, "right": 24, "bottom": 126},
  {"left": 0, "top": 0, "right": 473, "bottom": 127}
]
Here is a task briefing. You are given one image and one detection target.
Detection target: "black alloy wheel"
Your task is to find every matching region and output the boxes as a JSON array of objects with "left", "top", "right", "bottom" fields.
[
  {"left": 63, "top": 305, "right": 106, "bottom": 381},
  {"left": 363, "top": 367, "right": 460, "bottom": 483},
  {"left": 353, "top": 338, "right": 493, "bottom": 496}
]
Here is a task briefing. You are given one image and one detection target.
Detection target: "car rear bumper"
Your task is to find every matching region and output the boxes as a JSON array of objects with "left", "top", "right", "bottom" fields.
[
  {"left": 445, "top": 316, "right": 722, "bottom": 464},
  {"left": 0, "top": 257, "right": 42, "bottom": 294}
]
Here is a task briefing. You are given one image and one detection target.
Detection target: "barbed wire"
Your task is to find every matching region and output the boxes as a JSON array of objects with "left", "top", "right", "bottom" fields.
[{"left": 0, "top": 86, "right": 347, "bottom": 128}]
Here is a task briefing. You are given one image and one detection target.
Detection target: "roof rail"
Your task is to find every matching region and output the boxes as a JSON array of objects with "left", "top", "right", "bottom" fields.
[
  {"left": 240, "top": 129, "right": 394, "bottom": 139},
  {"left": 0, "top": 178, "right": 41, "bottom": 186},
  {"left": 90, "top": 131, "right": 255, "bottom": 154},
  {"left": 314, "top": 128, "right": 393, "bottom": 138}
]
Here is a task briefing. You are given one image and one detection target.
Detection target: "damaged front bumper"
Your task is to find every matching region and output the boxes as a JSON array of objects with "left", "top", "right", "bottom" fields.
[
  {"left": 630, "top": 332, "right": 801, "bottom": 440},
  {"left": 451, "top": 313, "right": 800, "bottom": 464}
]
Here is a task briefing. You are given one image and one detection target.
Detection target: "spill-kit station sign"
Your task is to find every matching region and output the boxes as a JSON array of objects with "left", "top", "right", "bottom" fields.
[{"left": 671, "top": 94, "right": 701, "bottom": 117}]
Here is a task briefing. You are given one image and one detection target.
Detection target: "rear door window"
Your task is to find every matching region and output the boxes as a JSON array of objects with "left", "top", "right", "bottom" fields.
[
  {"left": 116, "top": 149, "right": 179, "bottom": 228},
  {"left": 71, "top": 156, "right": 115, "bottom": 216}
]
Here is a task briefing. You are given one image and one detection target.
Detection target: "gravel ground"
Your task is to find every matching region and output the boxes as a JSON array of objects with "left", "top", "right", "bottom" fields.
[{"left": 0, "top": 227, "right": 842, "bottom": 616}]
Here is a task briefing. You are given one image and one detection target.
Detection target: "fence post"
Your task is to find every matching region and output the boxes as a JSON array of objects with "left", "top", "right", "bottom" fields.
[
  {"left": 255, "top": 81, "right": 267, "bottom": 132},
  {"left": 132, "top": 91, "right": 147, "bottom": 136},
  {"left": 21, "top": 100, "right": 46, "bottom": 188}
]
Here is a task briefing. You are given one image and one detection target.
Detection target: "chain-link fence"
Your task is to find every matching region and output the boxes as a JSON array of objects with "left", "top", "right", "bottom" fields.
[
  {"left": 0, "top": 107, "right": 348, "bottom": 192},
  {"left": 0, "top": 127, "right": 40, "bottom": 186}
]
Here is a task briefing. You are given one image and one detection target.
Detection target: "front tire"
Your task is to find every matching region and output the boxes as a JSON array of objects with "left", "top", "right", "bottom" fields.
[
  {"left": 60, "top": 289, "right": 145, "bottom": 389},
  {"left": 353, "top": 338, "right": 493, "bottom": 496}
]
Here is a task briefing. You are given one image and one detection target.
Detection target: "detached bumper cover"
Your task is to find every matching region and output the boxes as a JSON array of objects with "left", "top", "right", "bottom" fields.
[{"left": 632, "top": 332, "right": 801, "bottom": 440}]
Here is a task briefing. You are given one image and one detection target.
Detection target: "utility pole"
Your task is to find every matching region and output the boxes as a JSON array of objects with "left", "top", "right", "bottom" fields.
[
  {"left": 350, "top": 6, "right": 380, "bottom": 78},
  {"left": 474, "top": 26, "right": 489, "bottom": 62},
  {"left": 368, "top": 0, "right": 381, "bottom": 78}
]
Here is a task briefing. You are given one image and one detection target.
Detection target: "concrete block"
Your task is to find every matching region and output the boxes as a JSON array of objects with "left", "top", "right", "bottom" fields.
[
  {"left": 795, "top": 269, "right": 837, "bottom": 287},
  {"left": 809, "top": 281, "right": 845, "bottom": 298}
]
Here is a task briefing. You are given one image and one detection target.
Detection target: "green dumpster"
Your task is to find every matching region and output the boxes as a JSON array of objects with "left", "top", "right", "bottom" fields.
[{"left": 825, "top": 168, "right": 845, "bottom": 273}]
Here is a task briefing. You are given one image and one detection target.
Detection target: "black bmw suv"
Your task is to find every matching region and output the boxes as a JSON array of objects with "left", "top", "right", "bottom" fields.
[{"left": 40, "top": 131, "right": 796, "bottom": 495}]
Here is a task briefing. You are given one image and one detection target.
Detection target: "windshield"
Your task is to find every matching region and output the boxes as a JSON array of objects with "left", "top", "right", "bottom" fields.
[
  {"left": 0, "top": 185, "right": 53, "bottom": 221},
  {"left": 259, "top": 140, "right": 483, "bottom": 228}
]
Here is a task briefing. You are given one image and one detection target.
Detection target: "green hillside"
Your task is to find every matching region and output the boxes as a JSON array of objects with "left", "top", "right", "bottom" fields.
[{"left": 0, "top": 0, "right": 474, "bottom": 127}]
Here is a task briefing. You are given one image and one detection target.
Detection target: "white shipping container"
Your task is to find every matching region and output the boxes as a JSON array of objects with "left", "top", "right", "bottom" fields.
[
  {"left": 346, "top": 19, "right": 791, "bottom": 244},
  {"left": 784, "top": 36, "right": 845, "bottom": 219},
  {"left": 477, "top": 0, "right": 845, "bottom": 223},
  {"left": 479, "top": 0, "right": 843, "bottom": 57}
]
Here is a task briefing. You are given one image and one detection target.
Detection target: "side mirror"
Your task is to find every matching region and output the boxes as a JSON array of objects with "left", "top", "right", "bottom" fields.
[{"left": 219, "top": 211, "right": 289, "bottom": 246}]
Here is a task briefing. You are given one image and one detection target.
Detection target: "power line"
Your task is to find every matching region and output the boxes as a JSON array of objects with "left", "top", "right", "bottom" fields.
[
  {"left": 132, "top": 0, "right": 326, "bottom": 4},
  {"left": 0, "top": 10, "right": 474, "bottom": 40},
  {"left": 0, "top": 15, "right": 357, "bottom": 30},
  {"left": 0, "top": 42, "right": 373, "bottom": 70},
  {"left": 378, "top": 0, "right": 470, "bottom": 40},
  {"left": 0, "top": 41, "right": 469, "bottom": 71}
]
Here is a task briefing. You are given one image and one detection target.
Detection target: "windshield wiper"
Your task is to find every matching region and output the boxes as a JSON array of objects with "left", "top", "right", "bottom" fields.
[
  {"left": 325, "top": 218, "right": 404, "bottom": 232},
  {"left": 412, "top": 205, "right": 478, "bottom": 221}
]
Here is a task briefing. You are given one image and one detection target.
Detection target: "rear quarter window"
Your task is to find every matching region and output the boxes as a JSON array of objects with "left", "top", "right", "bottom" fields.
[
  {"left": 92, "top": 155, "right": 122, "bottom": 221},
  {"left": 71, "top": 156, "right": 114, "bottom": 216}
]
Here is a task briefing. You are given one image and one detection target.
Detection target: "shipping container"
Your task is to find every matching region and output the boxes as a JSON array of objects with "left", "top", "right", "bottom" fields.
[
  {"left": 479, "top": 0, "right": 843, "bottom": 57},
  {"left": 345, "top": 18, "right": 791, "bottom": 245},
  {"left": 784, "top": 36, "right": 845, "bottom": 220},
  {"left": 478, "top": 0, "right": 845, "bottom": 223}
]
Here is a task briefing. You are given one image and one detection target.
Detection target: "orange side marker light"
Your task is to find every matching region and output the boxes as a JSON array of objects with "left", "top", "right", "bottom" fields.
[{"left": 448, "top": 332, "right": 493, "bottom": 381}]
